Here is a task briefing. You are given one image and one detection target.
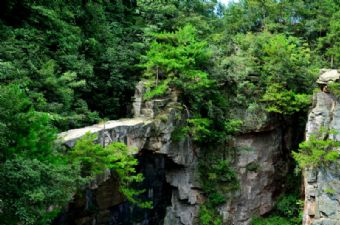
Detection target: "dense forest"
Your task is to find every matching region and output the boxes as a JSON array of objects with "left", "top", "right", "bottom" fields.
[{"left": 1, "top": 0, "right": 340, "bottom": 224}]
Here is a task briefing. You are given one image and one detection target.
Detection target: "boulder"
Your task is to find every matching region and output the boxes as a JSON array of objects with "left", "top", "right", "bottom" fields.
[{"left": 317, "top": 69, "right": 340, "bottom": 85}]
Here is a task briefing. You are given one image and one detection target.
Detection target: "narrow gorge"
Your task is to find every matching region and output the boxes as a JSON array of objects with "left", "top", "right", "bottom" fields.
[{"left": 56, "top": 80, "right": 305, "bottom": 225}]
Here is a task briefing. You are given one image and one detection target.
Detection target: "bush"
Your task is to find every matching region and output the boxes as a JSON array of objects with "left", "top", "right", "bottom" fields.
[
  {"left": 276, "top": 194, "right": 301, "bottom": 218},
  {"left": 199, "top": 205, "right": 222, "bottom": 225},
  {"left": 252, "top": 216, "right": 292, "bottom": 225},
  {"left": 293, "top": 129, "right": 340, "bottom": 169},
  {"left": 328, "top": 82, "right": 340, "bottom": 98},
  {"left": 68, "top": 132, "right": 151, "bottom": 208},
  {"left": 262, "top": 83, "right": 311, "bottom": 115},
  {"left": 251, "top": 192, "right": 303, "bottom": 225}
]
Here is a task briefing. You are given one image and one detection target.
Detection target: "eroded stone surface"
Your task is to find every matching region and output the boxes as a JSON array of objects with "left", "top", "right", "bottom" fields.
[
  {"left": 303, "top": 89, "right": 340, "bottom": 225},
  {"left": 58, "top": 81, "right": 292, "bottom": 225},
  {"left": 221, "top": 128, "right": 287, "bottom": 225},
  {"left": 59, "top": 118, "right": 152, "bottom": 149}
]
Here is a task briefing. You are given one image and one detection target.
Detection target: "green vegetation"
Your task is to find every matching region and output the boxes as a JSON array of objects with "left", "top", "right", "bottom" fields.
[
  {"left": 252, "top": 172, "right": 303, "bottom": 225},
  {"left": 0, "top": 157, "right": 82, "bottom": 225},
  {"left": 2, "top": 0, "right": 340, "bottom": 224},
  {"left": 0, "top": 0, "right": 141, "bottom": 130},
  {"left": 0, "top": 84, "right": 147, "bottom": 224},
  {"left": 0, "top": 84, "right": 81, "bottom": 224},
  {"left": 252, "top": 216, "right": 294, "bottom": 225},
  {"left": 328, "top": 82, "right": 340, "bottom": 97},
  {"left": 324, "top": 188, "right": 336, "bottom": 195},
  {"left": 141, "top": 24, "right": 212, "bottom": 100},
  {"left": 293, "top": 129, "right": 340, "bottom": 169},
  {"left": 198, "top": 156, "right": 239, "bottom": 225},
  {"left": 69, "top": 133, "right": 151, "bottom": 208},
  {"left": 252, "top": 194, "right": 303, "bottom": 225}
]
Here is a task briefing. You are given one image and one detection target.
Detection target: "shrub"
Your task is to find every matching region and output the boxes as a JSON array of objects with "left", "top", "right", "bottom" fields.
[
  {"left": 276, "top": 194, "right": 301, "bottom": 218},
  {"left": 199, "top": 205, "right": 222, "bottom": 225},
  {"left": 262, "top": 83, "right": 311, "bottom": 115},
  {"left": 293, "top": 129, "right": 340, "bottom": 169},
  {"left": 198, "top": 156, "right": 238, "bottom": 225},
  {"left": 328, "top": 81, "right": 340, "bottom": 98},
  {"left": 68, "top": 132, "right": 151, "bottom": 208},
  {"left": 0, "top": 157, "right": 82, "bottom": 225},
  {"left": 252, "top": 216, "right": 292, "bottom": 225}
]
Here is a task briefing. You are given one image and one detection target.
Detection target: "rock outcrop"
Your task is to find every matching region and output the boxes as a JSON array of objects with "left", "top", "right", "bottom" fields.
[
  {"left": 59, "top": 118, "right": 152, "bottom": 149},
  {"left": 57, "top": 81, "right": 293, "bottom": 225},
  {"left": 222, "top": 127, "right": 288, "bottom": 224},
  {"left": 303, "top": 90, "right": 340, "bottom": 225}
]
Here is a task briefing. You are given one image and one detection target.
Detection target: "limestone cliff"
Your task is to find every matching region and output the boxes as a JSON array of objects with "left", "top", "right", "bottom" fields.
[{"left": 56, "top": 81, "right": 294, "bottom": 225}]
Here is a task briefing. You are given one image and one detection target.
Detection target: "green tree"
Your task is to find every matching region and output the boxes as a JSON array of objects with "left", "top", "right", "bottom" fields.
[
  {"left": 0, "top": 157, "right": 82, "bottom": 225},
  {"left": 0, "top": 0, "right": 144, "bottom": 130},
  {"left": 68, "top": 132, "right": 151, "bottom": 208},
  {"left": 0, "top": 84, "right": 83, "bottom": 225},
  {"left": 293, "top": 130, "right": 340, "bottom": 169},
  {"left": 141, "top": 24, "right": 212, "bottom": 100},
  {"left": 0, "top": 84, "right": 146, "bottom": 224}
]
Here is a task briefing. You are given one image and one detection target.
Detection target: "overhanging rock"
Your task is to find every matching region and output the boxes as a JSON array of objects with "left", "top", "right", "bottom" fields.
[{"left": 59, "top": 118, "right": 152, "bottom": 149}]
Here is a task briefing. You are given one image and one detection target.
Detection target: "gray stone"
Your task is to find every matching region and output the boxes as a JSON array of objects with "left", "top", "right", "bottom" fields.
[
  {"left": 59, "top": 118, "right": 152, "bottom": 149},
  {"left": 307, "top": 168, "right": 318, "bottom": 183},
  {"left": 221, "top": 126, "right": 289, "bottom": 225},
  {"left": 164, "top": 191, "right": 199, "bottom": 225},
  {"left": 318, "top": 194, "right": 337, "bottom": 217},
  {"left": 312, "top": 218, "right": 340, "bottom": 225},
  {"left": 303, "top": 72, "right": 340, "bottom": 225},
  {"left": 317, "top": 69, "right": 340, "bottom": 85}
]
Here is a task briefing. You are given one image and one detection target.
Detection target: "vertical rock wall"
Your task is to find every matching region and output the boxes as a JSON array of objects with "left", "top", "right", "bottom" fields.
[
  {"left": 223, "top": 128, "right": 288, "bottom": 225},
  {"left": 303, "top": 91, "right": 340, "bottom": 225}
]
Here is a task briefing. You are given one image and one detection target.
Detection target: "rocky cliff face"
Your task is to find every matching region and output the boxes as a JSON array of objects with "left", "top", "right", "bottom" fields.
[
  {"left": 57, "top": 81, "right": 294, "bottom": 225},
  {"left": 303, "top": 90, "right": 340, "bottom": 225}
]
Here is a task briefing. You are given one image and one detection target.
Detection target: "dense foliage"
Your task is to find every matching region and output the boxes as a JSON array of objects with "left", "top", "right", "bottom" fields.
[
  {"left": 2, "top": 0, "right": 340, "bottom": 224},
  {"left": 0, "top": 84, "right": 81, "bottom": 224},
  {"left": 252, "top": 194, "right": 303, "bottom": 225},
  {"left": 0, "top": 0, "right": 142, "bottom": 130},
  {"left": 0, "top": 84, "right": 146, "bottom": 224}
]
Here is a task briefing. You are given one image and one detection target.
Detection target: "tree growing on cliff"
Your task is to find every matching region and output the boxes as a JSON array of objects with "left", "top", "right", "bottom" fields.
[
  {"left": 141, "top": 24, "right": 212, "bottom": 100},
  {"left": 293, "top": 129, "right": 340, "bottom": 169},
  {"left": 68, "top": 132, "right": 152, "bottom": 208}
]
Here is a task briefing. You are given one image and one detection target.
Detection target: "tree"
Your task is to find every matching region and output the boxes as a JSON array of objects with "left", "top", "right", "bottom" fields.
[
  {"left": 141, "top": 24, "right": 212, "bottom": 101},
  {"left": 0, "top": 157, "right": 82, "bottom": 225},
  {"left": 0, "top": 84, "right": 83, "bottom": 225},
  {"left": 0, "top": 84, "right": 146, "bottom": 224},
  {"left": 68, "top": 132, "right": 151, "bottom": 208},
  {"left": 293, "top": 129, "right": 340, "bottom": 169}
]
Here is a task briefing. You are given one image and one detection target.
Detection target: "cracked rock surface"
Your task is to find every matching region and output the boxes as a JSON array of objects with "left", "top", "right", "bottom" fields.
[{"left": 303, "top": 91, "right": 340, "bottom": 225}]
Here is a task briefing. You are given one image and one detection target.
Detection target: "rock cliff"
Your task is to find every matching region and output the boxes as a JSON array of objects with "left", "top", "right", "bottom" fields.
[
  {"left": 303, "top": 77, "right": 340, "bottom": 225},
  {"left": 57, "top": 81, "right": 294, "bottom": 225}
]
